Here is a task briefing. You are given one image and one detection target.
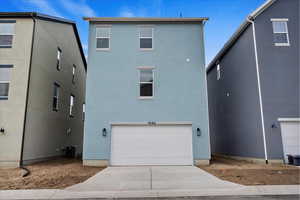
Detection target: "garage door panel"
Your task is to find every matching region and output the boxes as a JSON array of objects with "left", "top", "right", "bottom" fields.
[{"left": 110, "top": 125, "right": 193, "bottom": 166}]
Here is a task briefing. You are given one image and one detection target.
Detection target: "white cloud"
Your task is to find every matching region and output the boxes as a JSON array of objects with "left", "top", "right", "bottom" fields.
[
  {"left": 119, "top": 7, "right": 135, "bottom": 17},
  {"left": 82, "top": 44, "right": 88, "bottom": 51},
  {"left": 23, "top": 0, "right": 63, "bottom": 17},
  {"left": 60, "top": 0, "right": 96, "bottom": 17}
]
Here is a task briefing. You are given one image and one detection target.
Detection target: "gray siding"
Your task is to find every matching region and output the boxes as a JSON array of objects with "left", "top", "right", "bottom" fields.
[
  {"left": 23, "top": 19, "right": 86, "bottom": 163},
  {"left": 254, "top": 0, "right": 300, "bottom": 159},
  {"left": 207, "top": 25, "right": 266, "bottom": 159}
]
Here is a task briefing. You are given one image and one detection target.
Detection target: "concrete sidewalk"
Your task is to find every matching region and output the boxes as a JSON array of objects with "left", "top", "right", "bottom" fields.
[
  {"left": 66, "top": 166, "right": 240, "bottom": 191},
  {"left": 0, "top": 185, "right": 299, "bottom": 199}
]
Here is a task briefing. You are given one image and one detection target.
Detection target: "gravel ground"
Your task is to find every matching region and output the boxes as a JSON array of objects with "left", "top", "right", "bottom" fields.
[
  {"left": 0, "top": 158, "right": 104, "bottom": 190},
  {"left": 199, "top": 156, "right": 300, "bottom": 185}
]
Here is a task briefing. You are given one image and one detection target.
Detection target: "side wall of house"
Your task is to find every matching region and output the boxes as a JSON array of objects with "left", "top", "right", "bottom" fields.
[
  {"left": 0, "top": 18, "right": 34, "bottom": 167},
  {"left": 207, "top": 26, "right": 266, "bottom": 159},
  {"left": 22, "top": 19, "right": 86, "bottom": 163},
  {"left": 254, "top": 0, "right": 300, "bottom": 159}
]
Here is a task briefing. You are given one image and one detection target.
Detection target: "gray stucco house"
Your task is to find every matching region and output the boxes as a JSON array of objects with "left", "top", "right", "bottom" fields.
[
  {"left": 207, "top": 0, "right": 299, "bottom": 163},
  {"left": 83, "top": 17, "right": 210, "bottom": 166},
  {"left": 0, "top": 12, "right": 86, "bottom": 167}
]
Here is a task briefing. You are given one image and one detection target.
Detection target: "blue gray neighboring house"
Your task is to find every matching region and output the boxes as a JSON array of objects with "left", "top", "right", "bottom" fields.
[
  {"left": 207, "top": 0, "right": 299, "bottom": 163},
  {"left": 83, "top": 17, "right": 210, "bottom": 166}
]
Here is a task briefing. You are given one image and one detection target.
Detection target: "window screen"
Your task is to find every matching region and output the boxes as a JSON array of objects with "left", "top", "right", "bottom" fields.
[
  {"left": 272, "top": 20, "right": 289, "bottom": 45},
  {"left": 140, "top": 27, "right": 153, "bottom": 49},
  {"left": 0, "top": 65, "right": 13, "bottom": 99},
  {"left": 139, "top": 69, "right": 153, "bottom": 98},
  {"left": 0, "top": 23, "right": 15, "bottom": 47},
  {"left": 96, "top": 27, "right": 110, "bottom": 49}
]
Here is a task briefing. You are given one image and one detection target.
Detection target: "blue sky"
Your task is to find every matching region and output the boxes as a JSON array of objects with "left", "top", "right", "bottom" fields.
[{"left": 1, "top": 0, "right": 265, "bottom": 63}]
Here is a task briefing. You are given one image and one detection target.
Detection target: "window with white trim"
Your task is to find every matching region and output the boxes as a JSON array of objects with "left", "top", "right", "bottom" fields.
[
  {"left": 82, "top": 103, "right": 85, "bottom": 121},
  {"left": 72, "top": 65, "right": 76, "bottom": 84},
  {"left": 139, "top": 68, "right": 154, "bottom": 98},
  {"left": 57, "top": 48, "right": 62, "bottom": 70},
  {"left": 139, "top": 27, "right": 153, "bottom": 49},
  {"left": 217, "top": 64, "right": 221, "bottom": 80},
  {"left": 96, "top": 27, "right": 110, "bottom": 49},
  {"left": 69, "top": 94, "right": 75, "bottom": 117},
  {"left": 53, "top": 83, "right": 60, "bottom": 111},
  {"left": 271, "top": 19, "right": 290, "bottom": 46},
  {"left": 0, "top": 65, "right": 13, "bottom": 100},
  {"left": 0, "top": 23, "right": 15, "bottom": 48}
]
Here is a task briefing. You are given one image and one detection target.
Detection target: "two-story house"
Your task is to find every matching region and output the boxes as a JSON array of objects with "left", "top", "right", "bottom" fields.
[
  {"left": 0, "top": 12, "right": 87, "bottom": 168},
  {"left": 83, "top": 17, "right": 210, "bottom": 166},
  {"left": 207, "top": 0, "right": 299, "bottom": 164}
]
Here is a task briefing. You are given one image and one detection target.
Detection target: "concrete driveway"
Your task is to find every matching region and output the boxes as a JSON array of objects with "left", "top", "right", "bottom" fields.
[{"left": 67, "top": 166, "right": 241, "bottom": 191}]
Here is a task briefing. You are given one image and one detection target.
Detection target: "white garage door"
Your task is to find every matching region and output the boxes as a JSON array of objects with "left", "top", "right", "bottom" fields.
[{"left": 110, "top": 124, "right": 193, "bottom": 166}]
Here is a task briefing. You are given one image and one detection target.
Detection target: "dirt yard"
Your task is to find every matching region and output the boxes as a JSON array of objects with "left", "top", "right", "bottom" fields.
[
  {"left": 0, "top": 158, "right": 104, "bottom": 190},
  {"left": 199, "top": 156, "right": 300, "bottom": 185}
]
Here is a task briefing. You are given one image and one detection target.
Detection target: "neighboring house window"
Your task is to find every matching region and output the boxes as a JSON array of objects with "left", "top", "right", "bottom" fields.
[
  {"left": 69, "top": 94, "right": 75, "bottom": 117},
  {"left": 57, "top": 48, "right": 62, "bottom": 70},
  {"left": 0, "top": 22, "right": 15, "bottom": 48},
  {"left": 72, "top": 65, "right": 76, "bottom": 84},
  {"left": 96, "top": 26, "right": 110, "bottom": 50},
  {"left": 217, "top": 64, "right": 221, "bottom": 80},
  {"left": 139, "top": 68, "right": 154, "bottom": 98},
  {"left": 271, "top": 19, "right": 290, "bottom": 46},
  {"left": 139, "top": 26, "right": 153, "bottom": 49},
  {"left": 82, "top": 103, "right": 85, "bottom": 121},
  {"left": 53, "top": 83, "right": 60, "bottom": 111},
  {"left": 0, "top": 65, "right": 13, "bottom": 100}
]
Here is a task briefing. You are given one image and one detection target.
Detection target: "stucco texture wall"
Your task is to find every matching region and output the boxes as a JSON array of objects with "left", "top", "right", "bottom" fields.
[
  {"left": 0, "top": 18, "right": 34, "bottom": 167},
  {"left": 254, "top": 0, "right": 300, "bottom": 159},
  {"left": 207, "top": 26, "right": 266, "bottom": 159},
  {"left": 84, "top": 22, "right": 210, "bottom": 163},
  {"left": 22, "top": 19, "right": 86, "bottom": 163}
]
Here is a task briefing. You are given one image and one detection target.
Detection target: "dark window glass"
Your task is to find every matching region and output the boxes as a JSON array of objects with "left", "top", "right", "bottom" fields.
[
  {"left": 0, "top": 35, "right": 13, "bottom": 47},
  {"left": 0, "top": 83, "right": 9, "bottom": 99},
  {"left": 140, "top": 38, "right": 152, "bottom": 49},
  {"left": 57, "top": 48, "right": 62, "bottom": 71},
  {"left": 140, "top": 83, "right": 153, "bottom": 97},
  {"left": 273, "top": 33, "right": 288, "bottom": 44},
  {"left": 53, "top": 83, "right": 60, "bottom": 111},
  {"left": 97, "top": 38, "right": 109, "bottom": 49}
]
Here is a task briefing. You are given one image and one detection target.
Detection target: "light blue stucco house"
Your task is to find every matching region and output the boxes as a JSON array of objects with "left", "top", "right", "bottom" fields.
[{"left": 83, "top": 17, "right": 210, "bottom": 166}]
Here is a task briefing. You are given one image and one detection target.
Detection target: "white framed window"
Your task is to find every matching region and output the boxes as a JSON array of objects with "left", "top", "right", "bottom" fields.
[
  {"left": 138, "top": 67, "right": 154, "bottom": 99},
  {"left": 217, "top": 64, "right": 221, "bottom": 80},
  {"left": 0, "top": 22, "right": 15, "bottom": 48},
  {"left": 0, "top": 65, "right": 13, "bottom": 100},
  {"left": 271, "top": 19, "right": 290, "bottom": 46},
  {"left": 57, "top": 48, "right": 62, "bottom": 70},
  {"left": 53, "top": 83, "right": 60, "bottom": 111},
  {"left": 139, "top": 26, "right": 153, "bottom": 50},
  {"left": 72, "top": 65, "right": 76, "bottom": 84},
  {"left": 96, "top": 26, "right": 111, "bottom": 50},
  {"left": 69, "top": 94, "right": 75, "bottom": 117},
  {"left": 82, "top": 103, "right": 85, "bottom": 121}
]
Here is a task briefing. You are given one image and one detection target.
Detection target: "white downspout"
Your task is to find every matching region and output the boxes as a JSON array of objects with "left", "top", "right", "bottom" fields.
[{"left": 247, "top": 17, "right": 269, "bottom": 164}]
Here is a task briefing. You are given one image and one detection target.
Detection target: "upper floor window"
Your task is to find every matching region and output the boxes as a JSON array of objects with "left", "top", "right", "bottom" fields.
[
  {"left": 82, "top": 103, "right": 85, "bottom": 121},
  {"left": 0, "top": 22, "right": 15, "bottom": 48},
  {"left": 72, "top": 65, "right": 76, "bottom": 84},
  {"left": 96, "top": 26, "right": 110, "bottom": 50},
  {"left": 53, "top": 83, "right": 60, "bottom": 111},
  {"left": 139, "top": 67, "right": 154, "bottom": 98},
  {"left": 217, "top": 64, "right": 221, "bottom": 80},
  {"left": 0, "top": 65, "right": 13, "bottom": 100},
  {"left": 271, "top": 19, "right": 290, "bottom": 46},
  {"left": 69, "top": 94, "right": 75, "bottom": 117},
  {"left": 139, "top": 26, "right": 153, "bottom": 50},
  {"left": 57, "top": 48, "right": 62, "bottom": 70}
]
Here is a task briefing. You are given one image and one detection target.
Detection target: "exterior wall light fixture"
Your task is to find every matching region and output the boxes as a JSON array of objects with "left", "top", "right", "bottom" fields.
[
  {"left": 196, "top": 128, "right": 201, "bottom": 137},
  {"left": 102, "top": 128, "right": 107, "bottom": 137}
]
